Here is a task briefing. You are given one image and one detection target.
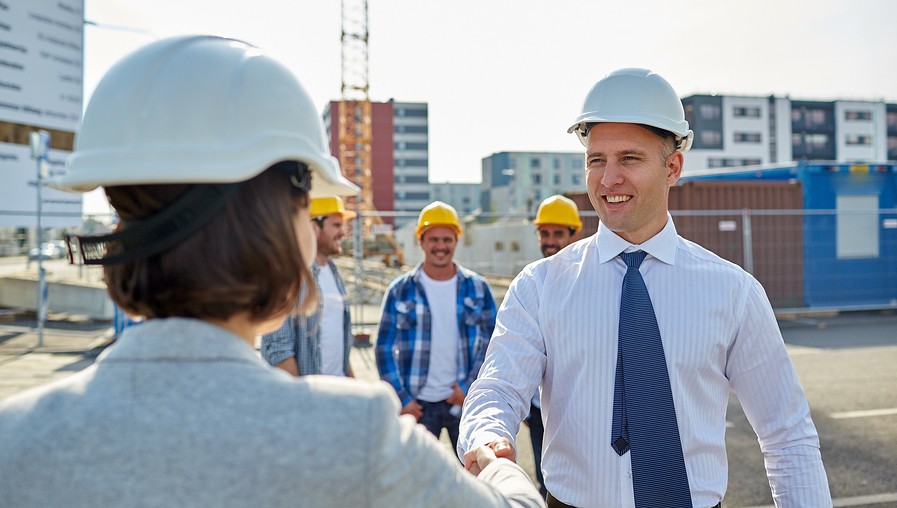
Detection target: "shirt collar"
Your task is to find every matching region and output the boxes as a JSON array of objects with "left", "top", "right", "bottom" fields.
[{"left": 595, "top": 213, "right": 678, "bottom": 266}]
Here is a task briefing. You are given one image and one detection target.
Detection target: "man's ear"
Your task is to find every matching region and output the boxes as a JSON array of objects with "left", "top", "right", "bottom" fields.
[{"left": 667, "top": 150, "right": 683, "bottom": 185}]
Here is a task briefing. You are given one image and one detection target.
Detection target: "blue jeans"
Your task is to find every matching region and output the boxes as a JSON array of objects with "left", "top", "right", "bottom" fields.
[{"left": 418, "top": 400, "right": 460, "bottom": 450}]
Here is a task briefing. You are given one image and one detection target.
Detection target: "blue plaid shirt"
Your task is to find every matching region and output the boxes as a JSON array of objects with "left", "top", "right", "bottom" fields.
[
  {"left": 260, "top": 260, "right": 352, "bottom": 376},
  {"left": 375, "top": 263, "right": 496, "bottom": 407}
]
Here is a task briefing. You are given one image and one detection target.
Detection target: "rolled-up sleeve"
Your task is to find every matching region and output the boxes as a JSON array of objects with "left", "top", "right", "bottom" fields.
[{"left": 260, "top": 315, "right": 298, "bottom": 367}]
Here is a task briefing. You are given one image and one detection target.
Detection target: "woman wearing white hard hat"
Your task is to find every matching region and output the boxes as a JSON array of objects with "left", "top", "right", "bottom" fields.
[{"left": 0, "top": 36, "right": 544, "bottom": 508}]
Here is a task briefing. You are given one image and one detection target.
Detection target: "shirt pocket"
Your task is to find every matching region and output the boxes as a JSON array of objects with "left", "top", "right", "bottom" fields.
[
  {"left": 394, "top": 300, "right": 416, "bottom": 330},
  {"left": 461, "top": 296, "right": 485, "bottom": 327}
]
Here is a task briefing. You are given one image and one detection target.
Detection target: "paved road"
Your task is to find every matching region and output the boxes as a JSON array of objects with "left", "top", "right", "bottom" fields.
[
  {"left": 725, "top": 311, "right": 897, "bottom": 508},
  {"left": 2, "top": 310, "right": 895, "bottom": 507}
]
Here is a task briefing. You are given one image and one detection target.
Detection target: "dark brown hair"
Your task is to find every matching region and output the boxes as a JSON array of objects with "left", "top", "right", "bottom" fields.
[{"left": 103, "top": 165, "right": 315, "bottom": 322}]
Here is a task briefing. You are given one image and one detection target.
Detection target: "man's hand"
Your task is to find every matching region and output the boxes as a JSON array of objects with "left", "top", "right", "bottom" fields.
[
  {"left": 400, "top": 400, "right": 423, "bottom": 420},
  {"left": 463, "top": 438, "right": 517, "bottom": 476},
  {"left": 446, "top": 382, "right": 466, "bottom": 406}
]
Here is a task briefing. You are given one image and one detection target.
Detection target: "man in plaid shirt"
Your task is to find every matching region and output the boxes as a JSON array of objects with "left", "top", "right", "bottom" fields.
[
  {"left": 261, "top": 196, "right": 355, "bottom": 377},
  {"left": 375, "top": 201, "right": 497, "bottom": 448}
]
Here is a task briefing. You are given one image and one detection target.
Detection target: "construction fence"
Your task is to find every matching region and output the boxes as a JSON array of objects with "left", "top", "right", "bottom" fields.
[{"left": 2, "top": 208, "right": 896, "bottom": 324}]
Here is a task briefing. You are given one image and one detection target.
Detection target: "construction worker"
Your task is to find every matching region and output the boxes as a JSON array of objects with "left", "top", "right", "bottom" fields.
[
  {"left": 533, "top": 194, "right": 582, "bottom": 258},
  {"left": 261, "top": 195, "right": 356, "bottom": 377},
  {"left": 459, "top": 68, "right": 831, "bottom": 507},
  {"left": 525, "top": 194, "right": 582, "bottom": 498},
  {"left": 0, "top": 36, "right": 545, "bottom": 508},
  {"left": 375, "top": 201, "right": 497, "bottom": 450}
]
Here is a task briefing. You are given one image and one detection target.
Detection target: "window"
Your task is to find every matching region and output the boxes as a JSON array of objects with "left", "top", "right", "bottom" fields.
[
  {"left": 571, "top": 174, "right": 581, "bottom": 185},
  {"left": 396, "top": 158, "right": 428, "bottom": 167},
  {"left": 570, "top": 157, "right": 583, "bottom": 169},
  {"left": 837, "top": 194, "right": 878, "bottom": 258},
  {"left": 887, "top": 111, "right": 897, "bottom": 130},
  {"left": 845, "top": 110, "right": 872, "bottom": 121},
  {"left": 845, "top": 134, "right": 872, "bottom": 146},
  {"left": 699, "top": 103, "right": 721, "bottom": 120},
  {"left": 794, "top": 133, "right": 829, "bottom": 149},
  {"left": 532, "top": 173, "right": 542, "bottom": 185},
  {"left": 700, "top": 130, "right": 722, "bottom": 146},
  {"left": 792, "top": 108, "right": 829, "bottom": 128},
  {"left": 553, "top": 173, "right": 561, "bottom": 185},
  {"left": 395, "top": 125, "right": 428, "bottom": 134},
  {"left": 552, "top": 158, "right": 561, "bottom": 169},
  {"left": 396, "top": 108, "right": 427, "bottom": 118},
  {"left": 531, "top": 158, "right": 541, "bottom": 169},
  {"left": 396, "top": 142, "right": 428, "bottom": 150},
  {"left": 733, "top": 106, "right": 761, "bottom": 118},
  {"left": 734, "top": 132, "right": 762, "bottom": 143}
]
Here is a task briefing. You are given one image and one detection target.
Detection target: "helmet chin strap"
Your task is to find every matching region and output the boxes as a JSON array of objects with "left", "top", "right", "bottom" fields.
[
  {"left": 67, "top": 183, "right": 239, "bottom": 266},
  {"left": 66, "top": 161, "right": 311, "bottom": 266}
]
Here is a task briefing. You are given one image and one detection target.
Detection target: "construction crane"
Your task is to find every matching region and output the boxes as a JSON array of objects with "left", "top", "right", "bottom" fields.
[
  {"left": 338, "top": 0, "right": 403, "bottom": 267},
  {"left": 338, "top": 0, "right": 373, "bottom": 221}
]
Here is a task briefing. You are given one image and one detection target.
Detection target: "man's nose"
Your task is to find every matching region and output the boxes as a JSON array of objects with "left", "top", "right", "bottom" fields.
[{"left": 601, "top": 163, "right": 624, "bottom": 187}]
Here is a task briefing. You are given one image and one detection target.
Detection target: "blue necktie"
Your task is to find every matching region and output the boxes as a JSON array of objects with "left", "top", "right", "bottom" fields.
[{"left": 612, "top": 251, "right": 692, "bottom": 508}]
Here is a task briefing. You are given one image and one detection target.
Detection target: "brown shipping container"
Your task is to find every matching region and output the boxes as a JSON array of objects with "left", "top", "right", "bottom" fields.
[{"left": 569, "top": 180, "right": 804, "bottom": 308}]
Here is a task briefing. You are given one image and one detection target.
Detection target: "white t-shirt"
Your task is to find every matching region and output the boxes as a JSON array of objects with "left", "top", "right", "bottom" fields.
[
  {"left": 416, "top": 271, "right": 459, "bottom": 402},
  {"left": 318, "top": 263, "right": 346, "bottom": 376}
]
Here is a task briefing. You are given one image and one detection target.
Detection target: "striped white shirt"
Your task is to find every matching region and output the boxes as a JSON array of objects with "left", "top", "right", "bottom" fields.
[{"left": 459, "top": 216, "right": 831, "bottom": 508}]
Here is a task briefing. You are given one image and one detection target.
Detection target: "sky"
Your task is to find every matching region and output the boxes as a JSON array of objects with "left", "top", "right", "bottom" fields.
[{"left": 81, "top": 0, "right": 897, "bottom": 213}]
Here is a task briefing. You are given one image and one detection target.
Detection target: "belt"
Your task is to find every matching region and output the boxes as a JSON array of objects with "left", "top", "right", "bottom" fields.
[{"left": 546, "top": 493, "right": 720, "bottom": 508}]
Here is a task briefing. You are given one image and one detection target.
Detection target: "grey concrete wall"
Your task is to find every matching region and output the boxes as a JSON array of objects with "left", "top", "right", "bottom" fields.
[{"left": 0, "top": 276, "right": 113, "bottom": 320}]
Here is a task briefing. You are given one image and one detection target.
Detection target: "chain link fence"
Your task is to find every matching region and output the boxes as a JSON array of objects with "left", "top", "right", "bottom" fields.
[{"left": 2, "top": 208, "right": 896, "bottom": 324}]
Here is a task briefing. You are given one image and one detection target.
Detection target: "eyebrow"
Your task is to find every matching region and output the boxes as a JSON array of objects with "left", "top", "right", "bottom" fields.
[{"left": 587, "top": 148, "right": 649, "bottom": 158}]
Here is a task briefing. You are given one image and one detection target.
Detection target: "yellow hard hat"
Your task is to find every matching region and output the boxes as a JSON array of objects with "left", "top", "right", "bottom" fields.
[
  {"left": 416, "top": 201, "right": 462, "bottom": 238},
  {"left": 533, "top": 195, "right": 582, "bottom": 234},
  {"left": 310, "top": 196, "right": 357, "bottom": 220}
]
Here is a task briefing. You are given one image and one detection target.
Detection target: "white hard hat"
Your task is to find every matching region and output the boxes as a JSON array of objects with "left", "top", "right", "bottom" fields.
[
  {"left": 57, "top": 35, "right": 358, "bottom": 197},
  {"left": 567, "top": 68, "right": 693, "bottom": 152}
]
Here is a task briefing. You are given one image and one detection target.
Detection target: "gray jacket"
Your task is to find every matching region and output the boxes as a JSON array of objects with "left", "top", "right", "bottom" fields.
[{"left": 0, "top": 318, "right": 544, "bottom": 508}]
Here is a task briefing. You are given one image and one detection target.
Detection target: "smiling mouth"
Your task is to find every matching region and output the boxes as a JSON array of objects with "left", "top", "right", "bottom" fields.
[{"left": 606, "top": 195, "right": 631, "bottom": 203}]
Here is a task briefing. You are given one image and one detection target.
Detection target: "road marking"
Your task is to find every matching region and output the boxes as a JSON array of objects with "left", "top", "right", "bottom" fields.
[
  {"left": 830, "top": 407, "right": 897, "bottom": 419},
  {"left": 739, "top": 491, "right": 897, "bottom": 507},
  {"left": 785, "top": 345, "right": 825, "bottom": 355}
]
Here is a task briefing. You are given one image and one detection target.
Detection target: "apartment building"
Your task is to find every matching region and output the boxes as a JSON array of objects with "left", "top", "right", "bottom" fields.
[
  {"left": 683, "top": 94, "right": 897, "bottom": 171},
  {"left": 322, "top": 100, "right": 430, "bottom": 227},
  {"left": 480, "top": 151, "right": 584, "bottom": 217}
]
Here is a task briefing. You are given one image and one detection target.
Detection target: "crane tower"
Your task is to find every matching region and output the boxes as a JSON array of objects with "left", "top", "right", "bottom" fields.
[
  {"left": 338, "top": 0, "right": 403, "bottom": 266},
  {"left": 338, "top": 0, "right": 373, "bottom": 228}
]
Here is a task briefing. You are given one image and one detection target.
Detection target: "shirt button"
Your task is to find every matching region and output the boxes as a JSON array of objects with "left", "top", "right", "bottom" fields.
[{"left": 627, "top": 471, "right": 633, "bottom": 479}]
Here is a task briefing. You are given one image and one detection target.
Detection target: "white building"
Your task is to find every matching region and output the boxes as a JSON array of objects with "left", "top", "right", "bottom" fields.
[
  {"left": 480, "top": 151, "right": 584, "bottom": 217},
  {"left": 683, "top": 95, "right": 897, "bottom": 172}
]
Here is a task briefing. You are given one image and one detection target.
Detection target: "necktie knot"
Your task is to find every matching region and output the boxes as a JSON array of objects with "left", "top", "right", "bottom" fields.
[{"left": 620, "top": 250, "right": 647, "bottom": 269}]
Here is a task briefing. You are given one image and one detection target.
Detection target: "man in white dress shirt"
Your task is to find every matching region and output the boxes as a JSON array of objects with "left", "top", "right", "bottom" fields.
[
  {"left": 526, "top": 194, "right": 583, "bottom": 498},
  {"left": 458, "top": 68, "right": 831, "bottom": 508}
]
